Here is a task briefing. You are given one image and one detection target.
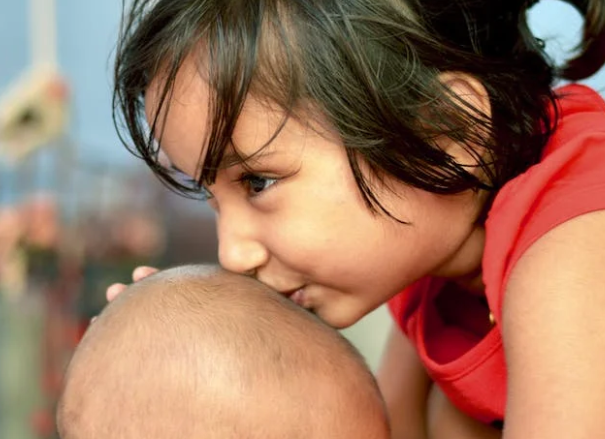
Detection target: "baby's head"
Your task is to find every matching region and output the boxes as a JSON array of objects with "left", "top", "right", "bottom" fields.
[{"left": 57, "top": 265, "right": 389, "bottom": 439}]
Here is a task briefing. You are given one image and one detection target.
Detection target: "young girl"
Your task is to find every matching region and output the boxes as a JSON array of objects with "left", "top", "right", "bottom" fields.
[{"left": 108, "top": 0, "right": 605, "bottom": 437}]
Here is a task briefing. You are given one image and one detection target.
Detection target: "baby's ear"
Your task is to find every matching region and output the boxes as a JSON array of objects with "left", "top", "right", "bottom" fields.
[{"left": 435, "top": 72, "right": 492, "bottom": 173}]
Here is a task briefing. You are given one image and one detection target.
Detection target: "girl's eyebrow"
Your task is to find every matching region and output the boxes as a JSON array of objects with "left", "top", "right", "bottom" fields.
[
  {"left": 168, "top": 150, "right": 277, "bottom": 176},
  {"left": 168, "top": 155, "right": 245, "bottom": 176},
  {"left": 219, "top": 151, "right": 244, "bottom": 168},
  {"left": 219, "top": 149, "right": 277, "bottom": 168}
]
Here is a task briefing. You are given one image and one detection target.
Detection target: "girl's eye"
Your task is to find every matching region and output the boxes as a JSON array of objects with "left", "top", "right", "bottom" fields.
[{"left": 238, "top": 173, "right": 278, "bottom": 196}]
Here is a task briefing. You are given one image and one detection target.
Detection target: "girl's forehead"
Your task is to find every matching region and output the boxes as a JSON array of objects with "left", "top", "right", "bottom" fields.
[
  {"left": 144, "top": 55, "right": 210, "bottom": 126},
  {"left": 145, "top": 55, "right": 341, "bottom": 165}
]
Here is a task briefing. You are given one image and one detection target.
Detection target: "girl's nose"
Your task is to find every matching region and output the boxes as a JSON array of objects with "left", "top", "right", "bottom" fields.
[{"left": 216, "top": 215, "right": 269, "bottom": 276}]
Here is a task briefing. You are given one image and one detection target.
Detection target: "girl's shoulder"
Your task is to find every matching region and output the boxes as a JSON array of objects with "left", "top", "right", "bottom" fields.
[
  {"left": 544, "top": 83, "right": 605, "bottom": 154},
  {"left": 484, "top": 83, "right": 605, "bottom": 318},
  {"left": 553, "top": 83, "right": 605, "bottom": 110},
  {"left": 489, "top": 83, "right": 605, "bottom": 218}
]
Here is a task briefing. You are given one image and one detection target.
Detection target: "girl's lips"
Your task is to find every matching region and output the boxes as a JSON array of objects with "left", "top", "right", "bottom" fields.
[{"left": 288, "top": 288, "right": 306, "bottom": 307}]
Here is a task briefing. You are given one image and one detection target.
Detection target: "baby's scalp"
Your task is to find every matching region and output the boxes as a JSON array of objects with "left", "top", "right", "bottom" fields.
[{"left": 58, "top": 265, "right": 389, "bottom": 439}]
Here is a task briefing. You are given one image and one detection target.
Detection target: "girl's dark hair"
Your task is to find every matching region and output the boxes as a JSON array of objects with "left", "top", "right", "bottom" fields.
[{"left": 113, "top": 0, "right": 605, "bottom": 216}]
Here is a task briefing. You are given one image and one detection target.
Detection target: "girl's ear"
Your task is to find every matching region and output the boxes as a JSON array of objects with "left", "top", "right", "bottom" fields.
[{"left": 435, "top": 72, "right": 492, "bottom": 172}]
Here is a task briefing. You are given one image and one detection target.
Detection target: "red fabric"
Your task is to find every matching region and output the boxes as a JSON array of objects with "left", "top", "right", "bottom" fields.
[{"left": 388, "top": 84, "right": 605, "bottom": 423}]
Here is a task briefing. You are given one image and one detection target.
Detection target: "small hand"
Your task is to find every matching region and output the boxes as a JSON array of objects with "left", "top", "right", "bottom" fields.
[
  {"left": 90, "top": 266, "right": 160, "bottom": 324},
  {"left": 105, "top": 266, "right": 159, "bottom": 301}
]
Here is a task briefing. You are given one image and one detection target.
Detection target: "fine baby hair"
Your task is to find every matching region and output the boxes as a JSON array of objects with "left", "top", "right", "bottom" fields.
[
  {"left": 114, "top": 0, "right": 605, "bottom": 213},
  {"left": 57, "top": 265, "right": 389, "bottom": 439}
]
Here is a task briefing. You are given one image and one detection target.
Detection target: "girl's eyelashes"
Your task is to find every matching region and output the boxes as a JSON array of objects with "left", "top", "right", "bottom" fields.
[
  {"left": 168, "top": 164, "right": 282, "bottom": 200},
  {"left": 196, "top": 185, "right": 214, "bottom": 201},
  {"left": 168, "top": 166, "right": 214, "bottom": 201},
  {"left": 235, "top": 172, "right": 279, "bottom": 197}
]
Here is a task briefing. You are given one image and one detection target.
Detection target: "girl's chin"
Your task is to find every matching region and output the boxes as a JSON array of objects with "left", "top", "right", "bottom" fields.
[{"left": 316, "top": 307, "right": 364, "bottom": 330}]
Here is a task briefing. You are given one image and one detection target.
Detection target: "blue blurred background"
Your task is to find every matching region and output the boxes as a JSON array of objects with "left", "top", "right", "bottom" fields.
[
  {"left": 0, "top": 1, "right": 604, "bottom": 438},
  {"left": 1, "top": 0, "right": 603, "bottom": 169},
  {"left": 0, "top": 0, "right": 127, "bottom": 164}
]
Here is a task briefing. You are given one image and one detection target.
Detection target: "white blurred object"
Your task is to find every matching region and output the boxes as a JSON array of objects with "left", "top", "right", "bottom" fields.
[
  {"left": 0, "top": 68, "right": 69, "bottom": 163},
  {"left": 0, "top": 0, "right": 70, "bottom": 163}
]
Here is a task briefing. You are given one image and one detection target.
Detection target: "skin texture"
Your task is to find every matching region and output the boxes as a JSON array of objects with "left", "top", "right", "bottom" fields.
[{"left": 503, "top": 210, "right": 605, "bottom": 439}]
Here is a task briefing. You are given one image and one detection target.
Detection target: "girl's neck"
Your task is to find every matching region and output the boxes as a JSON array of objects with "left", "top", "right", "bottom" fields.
[
  {"left": 435, "top": 226, "right": 486, "bottom": 295},
  {"left": 452, "top": 265, "right": 485, "bottom": 295}
]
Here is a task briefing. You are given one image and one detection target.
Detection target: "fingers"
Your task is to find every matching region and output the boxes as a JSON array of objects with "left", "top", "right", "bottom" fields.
[
  {"left": 132, "top": 266, "right": 158, "bottom": 282},
  {"left": 106, "top": 283, "right": 127, "bottom": 302},
  {"left": 106, "top": 266, "right": 159, "bottom": 302}
]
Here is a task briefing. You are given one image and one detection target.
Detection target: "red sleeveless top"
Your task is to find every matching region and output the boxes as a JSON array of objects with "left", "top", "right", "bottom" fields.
[{"left": 388, "top": 84, "right": 605, "bottom": 423}]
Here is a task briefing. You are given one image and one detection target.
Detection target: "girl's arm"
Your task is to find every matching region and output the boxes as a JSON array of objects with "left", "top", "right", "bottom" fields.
[
  {"left": 426, "top": 384, "right": 502, "bottom": 439},
  {"left": 377, "top": 325, "right": 432, "bottom": 439},
  {"left": 502, "top": 210, "right": 605, "bottom": 438}
]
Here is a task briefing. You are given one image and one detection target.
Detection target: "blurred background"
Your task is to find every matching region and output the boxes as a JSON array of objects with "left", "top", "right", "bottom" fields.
[{"left": 0, "top": 1, "right": 604, "bottom": 438}]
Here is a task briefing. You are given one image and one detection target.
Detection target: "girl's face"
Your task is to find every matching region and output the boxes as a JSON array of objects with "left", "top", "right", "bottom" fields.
[{"left": 148, "top": 58, "right": 484, "bottom": 328}]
